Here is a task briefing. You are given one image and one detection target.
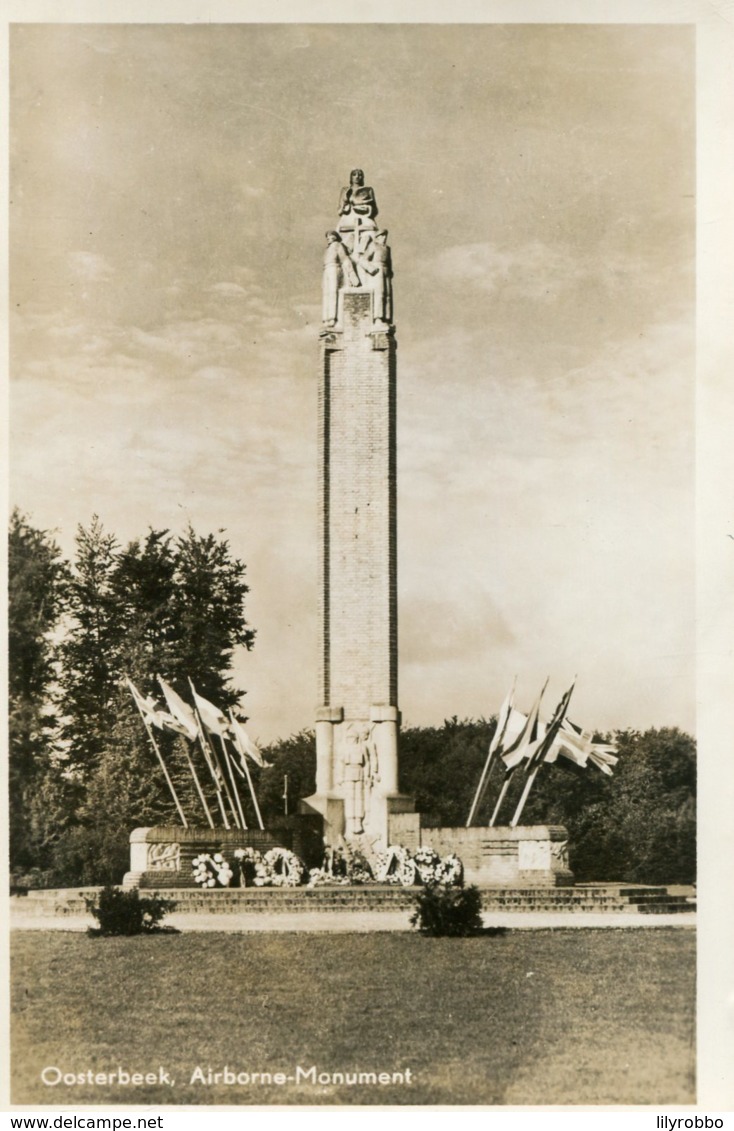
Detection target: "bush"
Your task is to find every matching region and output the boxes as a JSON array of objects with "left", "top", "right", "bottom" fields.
[
  {"left": 85, "top": 885, "right": 177, "bottom": 936},
  {"left": 410, "top": 882, "right": 484, "bottom": 937}
]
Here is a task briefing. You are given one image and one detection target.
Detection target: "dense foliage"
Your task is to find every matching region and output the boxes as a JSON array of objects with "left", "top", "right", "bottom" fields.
[
  {"left": 8, "top": 513, "right": 255, "bottom": 886},
  {"left": 8, "top": 511, "right": 71, "bottom": 872},
  {"left": 410, "top": 882, "right": 484, "bottom": 937},
  {"left": 85, "top": 886, "right": 177, "bottom": 936}
]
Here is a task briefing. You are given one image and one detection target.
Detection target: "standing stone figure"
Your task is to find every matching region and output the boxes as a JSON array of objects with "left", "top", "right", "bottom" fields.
[
  {"left": 340, "top": 723, "right": 379, "bottom": 838},
  {"left": 322, "top": 230, "right": 359, "bottom": 327},
  {"left": 356, "top": 230, "right": 393, "bottom": 326}
]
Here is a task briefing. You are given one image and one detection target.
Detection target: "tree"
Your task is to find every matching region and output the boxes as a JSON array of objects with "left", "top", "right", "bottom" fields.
[
  {"left": 57, "top": 517, "right": 120, "bottom": 775},
  {"left": 256, "top": 731, "right": 317, "bottom": 824},
  {"left": 58, "top": 520, "right": 256, "bottom": 780},
  {"left": 8, "top": 510, "right": 69, "bottom": 871},
  {"left": 9, "top": 513, "right": 256, "bottom": 882},
  {"left": 516, "top": 726, "right": 696, "bottom": 883},
  {"left": 398, "top": 718, "right": 493, "bottom": 827}
]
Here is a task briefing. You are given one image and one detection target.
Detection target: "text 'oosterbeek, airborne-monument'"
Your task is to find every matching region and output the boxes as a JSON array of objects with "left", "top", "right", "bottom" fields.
[{"left": 301, "top": 170, "right": 415, "bottom": 851}]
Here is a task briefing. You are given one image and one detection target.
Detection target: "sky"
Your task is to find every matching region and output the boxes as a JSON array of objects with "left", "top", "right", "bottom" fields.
[{"left": 9, "top": 22, "right": 696, "bottom": 743}]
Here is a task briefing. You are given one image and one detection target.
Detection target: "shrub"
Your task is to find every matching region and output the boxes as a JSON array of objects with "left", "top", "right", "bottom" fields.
[
  {"left": 85, "top": 885, "right": 177, "bottom": 936},
  {"left": 410, "top": 881, "right": 484, "bottom": 937}
]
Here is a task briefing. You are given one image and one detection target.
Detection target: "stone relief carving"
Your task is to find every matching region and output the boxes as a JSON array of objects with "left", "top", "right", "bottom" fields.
[
  {"left": 338, "top": 723, "right": 380, "bottom": 838},
  {"left": 147, "top": 842, "right": 181, "bottom": 871},
  {"left": 550, "top": 840, "right": 570, "bottom": 869}
]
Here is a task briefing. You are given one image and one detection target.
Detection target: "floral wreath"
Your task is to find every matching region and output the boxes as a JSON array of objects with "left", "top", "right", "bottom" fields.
[
  {"left": 412, "top": 846, "right": 442, "bottom": 883},
  {"left": 373, "top": 845, "right": 417, "bottom": 887},
  {"left": 307, "top": 867, "right": 350, "bottom": 887},
  {"left": 255, "top": 847, "right": 306, "bottom": 888},
  {"left": 435, "top": 853, "right": 464, "bottom": 886},
  {"left": 192, "top": 852, "right": 233, "bottom": 888}
]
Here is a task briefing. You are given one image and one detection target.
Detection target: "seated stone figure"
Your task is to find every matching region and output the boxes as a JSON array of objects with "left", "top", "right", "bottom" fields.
[{"left": 338, "top": 168, "right": 378, "bottom": 221}]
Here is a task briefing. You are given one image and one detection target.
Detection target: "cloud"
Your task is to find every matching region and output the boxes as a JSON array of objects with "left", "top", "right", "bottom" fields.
[
  {"left": 207, "top": 282, "right": 248, "bottom": 298},
  {"left": 424, "top": 239, "right": 648, "bottom": 303},
  {"left": 68, "top": 251, "right": 115, "bottom": 282}
]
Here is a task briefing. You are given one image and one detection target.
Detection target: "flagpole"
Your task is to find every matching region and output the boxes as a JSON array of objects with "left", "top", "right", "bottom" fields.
[
  {"left": 468, "top": 678, "right": 516, "bottom": 827},
  {"left": 221, "top": 736, "right": 248, "bottom": 830},
  {"left": 180, "top": 739, "right": 215, "bottom": 829},
  {"left": 489, "top": 774, "right": 513, "bottom": 827},
  {"left": 466, "top": 751, "right": 496, "bottom": 827},
  {"left": 128, "top": 684, "right": 189, "bottom": 828},
  {"left": 241, "top": 746, "right": 264, "bottom": 830},
  {"left": 509, "top": 765, "right": 541, "bottom": 828},
  {"left": 212, "top": 737, "right": 242, "bottom": 830},
  {"left": 194, "top": 711, "right": 230, "bottom": 829},
  {"left": 187, "top": 679, "right": 243, "bottom": 829},
  {"left": 510, "top": 680, "right": 576, "bottom": 828},
  {"left": 228, "top": 710, "right": 264, "bottom": 830}
]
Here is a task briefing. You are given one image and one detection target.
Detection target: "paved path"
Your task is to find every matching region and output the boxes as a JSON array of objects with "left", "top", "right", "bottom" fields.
[{"left": 10, "top": 907, "right": 696, "bottom": 933}]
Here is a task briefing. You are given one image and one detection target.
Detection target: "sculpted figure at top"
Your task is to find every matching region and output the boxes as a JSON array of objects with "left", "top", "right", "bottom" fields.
[
  {"left": 338, "top": 169, "right": 378, "bottom": 221},
  {"left": 322, "top": 172, "right": 393, "bottom": 329},
  {"left": 322, "top": 230, "right": 359, "bottom": 327}
]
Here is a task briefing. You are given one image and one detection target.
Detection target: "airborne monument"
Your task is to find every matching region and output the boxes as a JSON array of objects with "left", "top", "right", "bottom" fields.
[
  {"left": 125, "top": 171, "right": 576, "bottom": 889},
  {"left": 301, "top": 170, "right": 414, "bottom": 850}
]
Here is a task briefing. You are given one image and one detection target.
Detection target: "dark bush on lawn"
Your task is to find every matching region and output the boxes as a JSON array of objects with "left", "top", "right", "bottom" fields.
[
  {"left": 410, "top": 881, "right": 484, "bottom": 937},
  {"left": 85, "top": 886, "right": 177, "bottom": 936}
]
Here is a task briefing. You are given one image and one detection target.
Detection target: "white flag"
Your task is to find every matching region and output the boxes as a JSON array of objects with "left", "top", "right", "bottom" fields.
[
  {"left": 157, "top": 675, "right": 199, "bottom": 741},
  {"left": 229, "top": 714, "right": 270, "bottom": 768},
  {"left": 500, "top": 682, "right": 547, "bottom": 772},
  {"left": 189, "top": 681, "right": 229, "bottom": 738},
  {"left": 488, "top": 685, "right": 515, "bottom": 756},
  {"left": 127, "top": 678, "right": 165, "bottom": 729},
  {"left": 549, "top": 718, "right": 618, "bottom": 773}
]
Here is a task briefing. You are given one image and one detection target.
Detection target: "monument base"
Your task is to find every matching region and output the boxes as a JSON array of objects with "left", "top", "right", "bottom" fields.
[
  {"left": 403, "top": 823, "right": 574, "bottom": 887},
  {"left": 299, "top": 791, "right": 415, "bottom": 852},
  {"left": 122, "top": 819, "right": 323, "bottom": 890}
]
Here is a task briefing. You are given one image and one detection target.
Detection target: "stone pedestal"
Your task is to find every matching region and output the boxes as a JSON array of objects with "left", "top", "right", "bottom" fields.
[
  {"left": 416, "top": 825, "right": 574, "bottom": 887},
  {"left": 123, "top": 820, "right": 323, "bottom": 889}
]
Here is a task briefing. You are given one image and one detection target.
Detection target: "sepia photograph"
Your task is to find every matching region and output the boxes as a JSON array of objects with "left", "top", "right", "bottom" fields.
[{"left": 4, "top": 2, "right": 733, "bottom": 1114}]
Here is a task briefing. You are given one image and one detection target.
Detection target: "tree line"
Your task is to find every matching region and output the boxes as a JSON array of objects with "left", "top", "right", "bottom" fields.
[{"left": 8, "top": 510, "right": 696, "bottom": 888}]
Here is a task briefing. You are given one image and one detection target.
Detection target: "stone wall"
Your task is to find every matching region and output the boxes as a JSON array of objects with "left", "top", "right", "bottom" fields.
[
  {"left": 417, "top": 824, "right": 574, "bottom": 887},
  {"left": 124, "top": 818, "right": 323, "bottom": 889}
]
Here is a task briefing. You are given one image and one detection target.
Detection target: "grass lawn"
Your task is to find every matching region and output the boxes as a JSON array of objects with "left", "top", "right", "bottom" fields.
[{"left": 11, "top": 928, "right": 695, "bottom": 1106}]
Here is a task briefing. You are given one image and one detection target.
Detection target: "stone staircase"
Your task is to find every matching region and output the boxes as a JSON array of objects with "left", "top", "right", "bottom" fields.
[{"left": 12, "top": 882, "right": 695, "bottom": 918}]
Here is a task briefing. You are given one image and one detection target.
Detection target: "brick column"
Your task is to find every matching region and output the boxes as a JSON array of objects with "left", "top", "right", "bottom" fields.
[{"left": 303, "top": 289, "right": 412, "bottom": 848}]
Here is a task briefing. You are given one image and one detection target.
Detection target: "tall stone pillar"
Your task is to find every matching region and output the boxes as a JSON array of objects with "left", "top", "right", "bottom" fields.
[{"left": 301, "top": 170, "right": 414, "bottom": 850}]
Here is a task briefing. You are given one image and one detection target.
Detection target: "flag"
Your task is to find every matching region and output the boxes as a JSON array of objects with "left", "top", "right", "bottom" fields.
[
  {"left": 189, "top": 681, "right": 229, "bottom": 738},
  {"left": 127, "top": 678, "right": 166, "bottom": 729},
  {"left": 500, "top": 681, "right": 548, "bottom": 772},
  {"left": 525, "top": 680, "right": 576, "bottom": 775},
  {"left": 229, "top": 714, "right": 271, "bottom": 768},
  {"left": 549, "top": 718, "right": 618, "bottom": 774},
  {"left": 157, "top": 675, "right": 199, "bottom": 741},
  {"left": 488, "top": 684, "right": 515, "bottom": 756}
]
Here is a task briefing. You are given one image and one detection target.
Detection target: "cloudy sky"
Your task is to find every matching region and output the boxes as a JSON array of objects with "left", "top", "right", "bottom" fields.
[{"left": 10, "top": 22, "right": 695, "bottom": 742}]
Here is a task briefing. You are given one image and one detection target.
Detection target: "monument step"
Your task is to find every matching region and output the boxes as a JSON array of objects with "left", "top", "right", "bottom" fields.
[{"left": 12, "top": 883, "right": 696, "bottom": 918}]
